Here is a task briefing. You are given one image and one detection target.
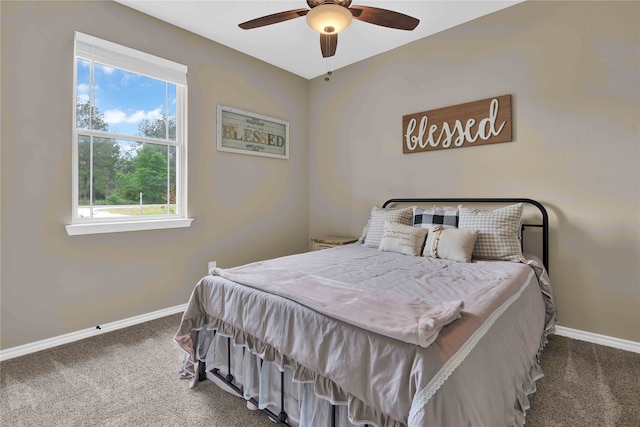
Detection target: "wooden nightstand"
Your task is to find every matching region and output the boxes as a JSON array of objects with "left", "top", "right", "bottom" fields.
[{"left": 310, "top": 236, "right": 358, "bottom": 251}]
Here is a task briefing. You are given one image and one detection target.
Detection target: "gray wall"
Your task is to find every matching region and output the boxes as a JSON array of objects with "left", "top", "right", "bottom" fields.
[
  {"left": 1, "top": 0, "right": 309, "bottom": 349},
  {"left": 2, "top": 0, "right": 639, "bottom": 351},
  {"left": 308, "top": 1, "right": 640, "bottom": 342}
]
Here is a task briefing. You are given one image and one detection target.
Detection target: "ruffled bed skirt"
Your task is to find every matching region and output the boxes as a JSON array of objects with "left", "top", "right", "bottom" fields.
[
  {"left": 195, "top": 328, "right": 363, "bottom": 427},
  {"left": 179, "top": 290, "right": 554, "bottom": 427},
  {"left": 187, "top": 327, "right": 551, "bottom": 427}
]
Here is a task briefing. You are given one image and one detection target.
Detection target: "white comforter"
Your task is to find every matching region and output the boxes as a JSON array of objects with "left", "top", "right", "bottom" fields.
[
  {"left": 213, "top": 264, "right": 464, "bottom": 348},
  {"left": 176, "top": 244, "right": 555, "bottom": 426}
]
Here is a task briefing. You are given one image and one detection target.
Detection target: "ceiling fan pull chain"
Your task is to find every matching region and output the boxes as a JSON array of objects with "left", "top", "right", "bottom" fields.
[
  {"left": 325, "top": 71, "right": 333, "bottom": 82},
  {"left": 324, "top": 36, "right": 332, "bottom": 81}
]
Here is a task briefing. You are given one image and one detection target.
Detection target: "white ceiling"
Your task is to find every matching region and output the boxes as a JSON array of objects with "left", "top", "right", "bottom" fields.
[{"left": 115, "top": 1, "right": 523, "bottom": 80}]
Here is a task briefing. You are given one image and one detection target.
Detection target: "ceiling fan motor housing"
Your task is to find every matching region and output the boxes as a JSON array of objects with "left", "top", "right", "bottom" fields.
[
  {"left": 307, "top": 0, "right": 353, "bottom": 8},
  {"left": 306, "top": 4, "right": 353, "bottom": 34}
]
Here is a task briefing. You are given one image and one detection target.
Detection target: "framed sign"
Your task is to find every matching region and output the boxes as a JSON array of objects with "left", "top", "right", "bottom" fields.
[
  {"left": 217, "top": 105, "right": 289, "bottom": 159},
  {"left": 402, "top": 95, "right": 512, "bottom": 154}
]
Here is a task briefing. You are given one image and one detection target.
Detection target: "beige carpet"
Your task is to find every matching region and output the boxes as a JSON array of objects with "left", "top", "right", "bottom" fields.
[
  {"left": 1, "top": 313, "right": 638, "bottom": 426},
  {"left": 527, "top": 333, "right": 640, "bottom": 427},
  {"left": 0, "top": 314, "right": 272, "bottom": 427}
]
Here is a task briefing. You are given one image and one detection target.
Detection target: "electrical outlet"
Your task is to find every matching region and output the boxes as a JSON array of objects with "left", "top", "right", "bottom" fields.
[{"left": 208, "top": 261, "right": 217, "bottom": 274}]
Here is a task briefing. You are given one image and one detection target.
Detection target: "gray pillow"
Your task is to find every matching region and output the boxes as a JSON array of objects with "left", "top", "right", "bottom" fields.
[{"left": 458, "top": 203, "right": 524, "bottom": 262}]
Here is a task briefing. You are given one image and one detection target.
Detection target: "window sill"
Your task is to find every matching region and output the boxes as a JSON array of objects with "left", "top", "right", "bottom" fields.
[{"left": 65, "top": 218, "right": 194, "bottom": 236}]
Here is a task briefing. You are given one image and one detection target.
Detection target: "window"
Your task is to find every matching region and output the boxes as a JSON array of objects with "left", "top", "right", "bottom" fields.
[{"left": 66, "top": 32, "right": 191, "bottom": 236}]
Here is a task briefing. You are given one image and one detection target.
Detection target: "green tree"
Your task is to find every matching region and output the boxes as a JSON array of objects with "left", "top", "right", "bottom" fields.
[
  {"left": 76, "top": 101, "right": 109, "bottom": 130},
  {"left": 136, "top": 114, "right": 177, "bottom": 205},
  {"left": 109, "top": 170, "right": 139, "bottom": 205},
  {"left": 76, "top": 101, "right": 122, "bottom": 205},
  {"left": 137, "top": 115, "right": 176, "bottom": 140},
  {"left": 92, "top": 138, "right": 121, "bottom": 202},
  {"left": 79, "top": 112, "right": 178, "bottom": 207},
  {"left": 137, "top": 115, "right": 177, "bottom": 189},
  {"left": 132, "top": 145, "right": 168, "bottom": 204}
]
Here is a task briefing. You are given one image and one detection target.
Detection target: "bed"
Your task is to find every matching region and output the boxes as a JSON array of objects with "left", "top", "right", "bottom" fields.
[{"left": 175, "top": 198, "right": 557, "bottom": 427}]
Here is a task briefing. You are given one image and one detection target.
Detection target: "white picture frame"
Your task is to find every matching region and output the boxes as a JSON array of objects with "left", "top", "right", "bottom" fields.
[{"left": 217, "top": 105, "right": 289, "bottom": 159}]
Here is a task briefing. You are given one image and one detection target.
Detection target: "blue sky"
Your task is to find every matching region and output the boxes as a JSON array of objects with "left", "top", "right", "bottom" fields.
[{"left": 77, "top": 60, "right": 176, "bottom": 137}]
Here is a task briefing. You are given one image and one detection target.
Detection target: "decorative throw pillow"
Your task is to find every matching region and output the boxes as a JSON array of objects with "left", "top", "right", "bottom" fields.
[
  {"left": 423, "top": 226, "right": 479, "bottom": 262},
  {"left": 414, "top": 206, "right": 458, "bottom": 229},
  {"left": 458, "top": 203, "right": 525, "bottom": 262},
  {"left": 362, "top": 206, "right": 414, "bottom": 248},
  {"left": 379, "top": 221, "right": 429, "bottom": 256}
]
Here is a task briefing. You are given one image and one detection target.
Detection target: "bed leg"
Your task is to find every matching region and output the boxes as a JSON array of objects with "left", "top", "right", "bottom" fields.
[
  {"left": 226, "top": 337, "right": 234, "bottom": 383},
  {"left": 331, "top": 404, "right": 336, "bottom": 427},
  {"left": 277, "top": 370, "right": 288, "bottom": 424},
  {"left": 206, "top": 335, "right": 291, "bottom": 426},
  {"left": 239, "top": 347, "right": 246, "bottom": 396},
  {"left": 198, "top": 360, "right": 207, "bottom": 381}
]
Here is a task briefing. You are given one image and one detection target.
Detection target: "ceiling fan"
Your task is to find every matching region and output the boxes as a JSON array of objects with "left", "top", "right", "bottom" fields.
[{"left": 238, "top": 0, "right": 420, "bottom": 58}]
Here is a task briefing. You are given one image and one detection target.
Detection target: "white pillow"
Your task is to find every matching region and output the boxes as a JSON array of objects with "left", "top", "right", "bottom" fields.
[
  {"left": 423, "top": 226, "right": 479, "bottom": 262},
  {"left": 458, "top": 203, "right": 524, "bottom": 262},
  {"left": 379, "top": 221, "right": 428, "bottom": 256},
  {"left": 362, "top": 206, "right": 414, "bottom": 248}
]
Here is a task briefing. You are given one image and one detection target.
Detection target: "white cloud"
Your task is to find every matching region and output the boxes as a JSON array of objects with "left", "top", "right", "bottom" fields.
[
  {"left": 76, "top": 84, "right": 103, "bottom": 105},
  {"left": 97, "top": 64, "right": 115, "bottom": 75},
  {"left": 104, "top": 109, "right": 128, "bottom": 124},
  {"left": 120, "top": 73, "right": 136, "bottom": 86},
  {"left": 103, "top": 107, "right": 163, "bottom": 124},
  {"left": 77, "top": 84, "right": 90, "bottom": 103},
  {"left": 128, "top": 108, "right": 163, "bottom": 123}
]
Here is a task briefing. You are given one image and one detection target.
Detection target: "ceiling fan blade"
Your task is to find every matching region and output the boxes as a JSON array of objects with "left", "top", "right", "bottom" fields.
[
  {"left": 239, "top": 9, "right": 308, "bottom": 30},
  {"left": 320, "top": 33, "right": 337, "bottom": 58},
  {"left": 349, "top": 6, "right": 419, "bottom": 31}
]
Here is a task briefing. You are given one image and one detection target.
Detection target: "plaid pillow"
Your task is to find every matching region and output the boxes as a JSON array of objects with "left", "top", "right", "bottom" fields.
[
  {"left": 458, "top": 203, "right": 525, "bottom": 262},
  {"left": 362, "top": 206, "right": 414, "bottom": 248},
  {"left": 413, "top": 206, "right": 458, "bottom": 229}
]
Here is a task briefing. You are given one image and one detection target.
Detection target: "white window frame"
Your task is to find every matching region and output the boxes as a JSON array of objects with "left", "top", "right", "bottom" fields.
[{"left": 66, "top": 32, "right": 192, "bottom": 236}]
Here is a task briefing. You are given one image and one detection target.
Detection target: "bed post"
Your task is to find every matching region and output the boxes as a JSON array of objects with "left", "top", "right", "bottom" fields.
[
  {"left": 226, "top": 337, "right": 234, "bottom": 383},
  {"left": 331, "top": 404, "right": 336, "bottom": 427},
  {"left": 277, "top": 370, "right": 288, "bottom": 424},
  {"left": 198, "top": 360, "right": 207, "bottom": 381}
]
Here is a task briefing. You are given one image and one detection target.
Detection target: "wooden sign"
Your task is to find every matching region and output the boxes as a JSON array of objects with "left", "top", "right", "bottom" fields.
[{"left": 402, "top": 95, "right": 512, "bottom": 154}]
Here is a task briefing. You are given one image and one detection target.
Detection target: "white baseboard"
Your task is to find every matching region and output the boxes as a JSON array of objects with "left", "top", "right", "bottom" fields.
[
  {"left": 3, "top": 308, "right": 637, "bottom": 362},
  {"left": 0, "top": 303, "right": 188, "bottom": 362},
  {"left": 554, "top": 325, "right": 640, "bottom": 354}
]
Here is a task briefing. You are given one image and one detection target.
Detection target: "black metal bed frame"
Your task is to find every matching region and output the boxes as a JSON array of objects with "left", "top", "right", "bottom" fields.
[
  {"left": 197, "top": 198, "right": 550, "bottom": 426},
  {"left": 197, "top": 335, "right": 359, "bottom": 427},
  {"left": 382, "top": 198, "right": 549, "bottom": 271}
]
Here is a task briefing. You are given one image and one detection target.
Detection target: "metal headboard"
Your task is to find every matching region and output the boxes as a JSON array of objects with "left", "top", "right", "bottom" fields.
[{"left": 382, "top": 198, "right": 549, "bottom": 272}]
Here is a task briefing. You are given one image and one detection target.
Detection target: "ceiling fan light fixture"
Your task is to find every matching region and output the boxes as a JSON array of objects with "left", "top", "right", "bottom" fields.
[{"left": 306, "top": 4, "right": 353, "bottom": 34}]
